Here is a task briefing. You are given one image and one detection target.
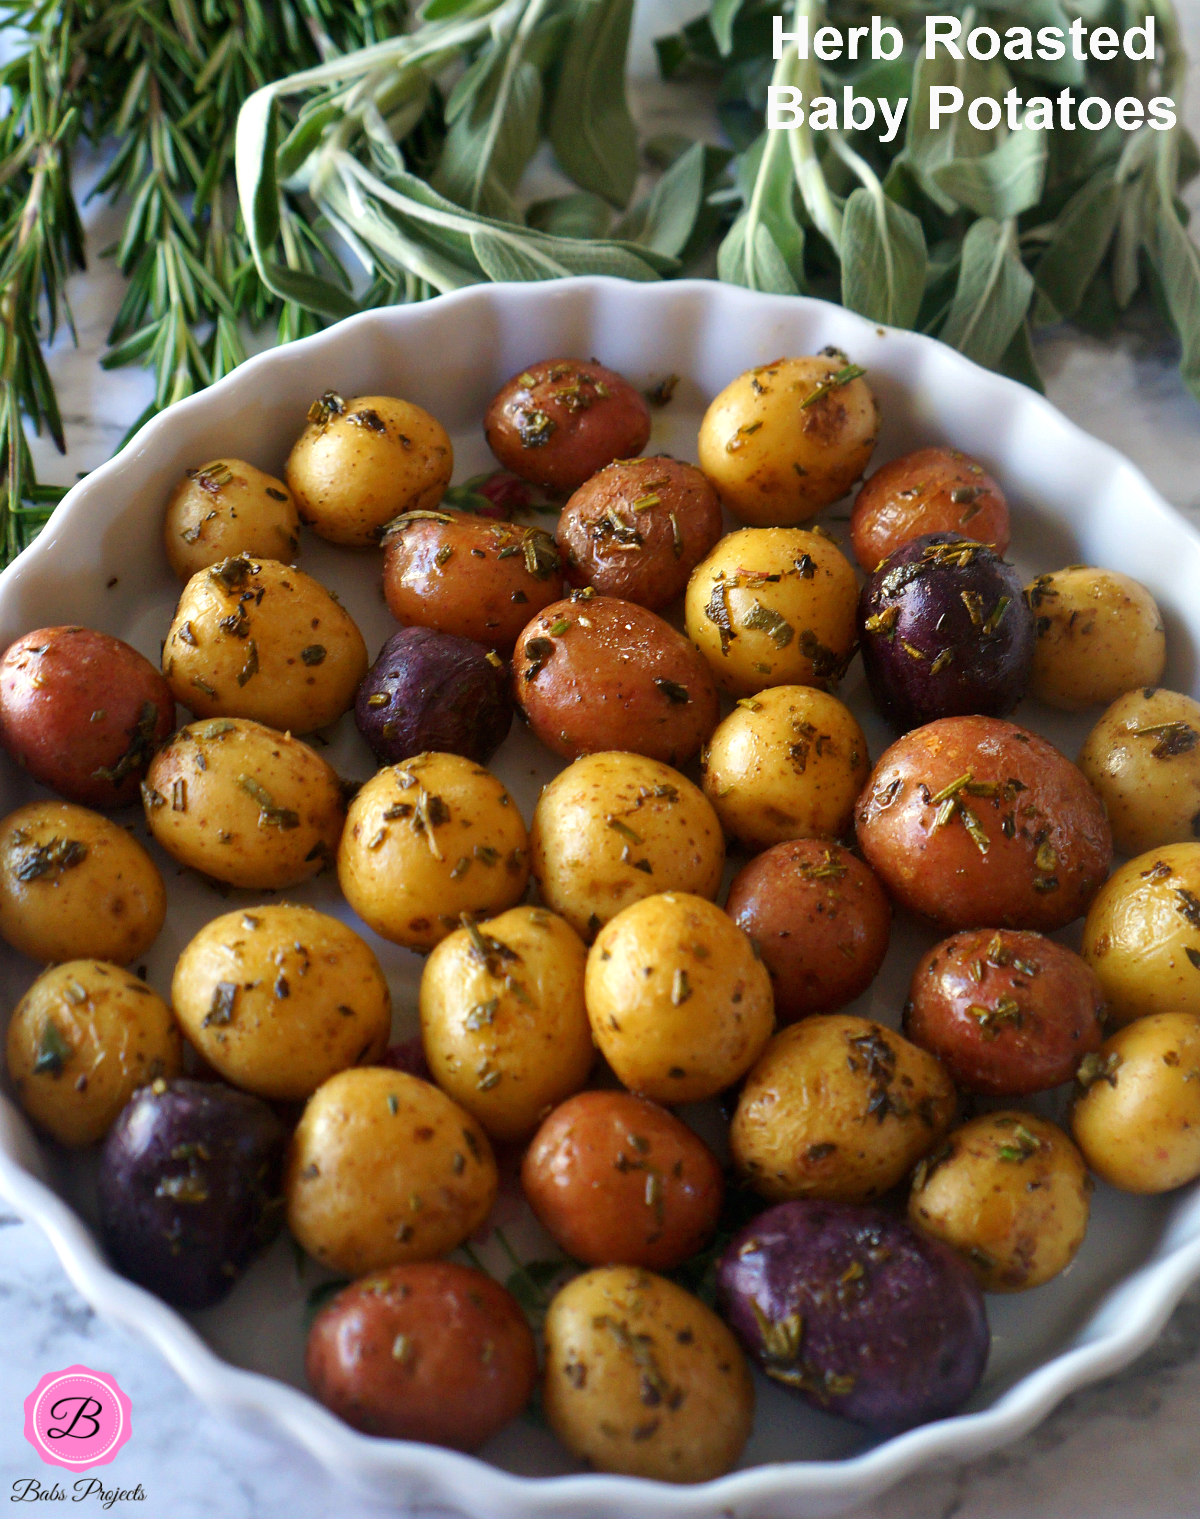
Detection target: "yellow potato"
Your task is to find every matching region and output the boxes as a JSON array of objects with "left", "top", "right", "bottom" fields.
[
  {"left": 142, "top": 717, "right": 345, "bottom": 890},
  {"left": 285, "top": 393, "right": 453, "bottom": 547},
  {"left": 684, "top": 527, "right": 858, "bottom": 697},
  {"left": 163, "top": 458, "right": 299, "bottom": 580},
  {"left": 530, "top": 752, "right": 724, "bottom": 941},
  {"left": 1081, "top": 843, "right": 1200, "bottom": 1025},
  {"left": 701, "top": 685, "right": 870, "bottom": 852},
  {"left": 731, "top": 1014, "right": 956, "bottom": 1204},
  {"left": 338, "top": 753, "right": 529, "bottom": 952},
  {"left": 908, "top": 1112, "right": 1091, "bottom": 1291},
  {"left": 1071, "top": 1012, "right": 1200, "bottom": 1193},
  {"left": 698, "top": 354, "right": 878, "bottom": 526},
  {"left": 1026, "top": 566, "right": 1165, "bottom": 711},
  {"left": 585, "top": 891, "right": 774, "bottom": 1104},
  {"left": 286, "top": 1068, "right": 497, "bottom": 1274},
  {"left": 6, "top": 961, "right": 181, "bottom": 1146},
  {"left": 0, "top": 801, "right": 165, "bottom": 965},
  {"left": 543, "top": 1266, "right": 754, "bottom": 1482},
  {"left": 420, "top": 906, "right": 593, "bottom": 1142},
  {"left": 1078, "top": 688, "right": 1200, "bottom": 856},
  {"left": 163, "top": 556, "right": 367, "bottom": 733},
  {"left": 172, "top": 904, "right": 391, "bottom": 1101}
]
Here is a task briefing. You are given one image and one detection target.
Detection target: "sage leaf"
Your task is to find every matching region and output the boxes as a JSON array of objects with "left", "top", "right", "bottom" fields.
[
  {"left": 931, "top": 123, "right": 1048, "bottom": 220},
  {"left": 1034, "top": 168, "right": 1120, "bottom": 320},
  {"left": 613, "top": 142, "right": 706, "bottom": 257},
  {"left": 527, "top": 191, "right": 613, "bottom": 240},
  {"left": 904, "top": 51, "right": 1011, "bottom": 213},
  {"left": 710, "top": 0, "right": 748, "bottom": 56},
  {"left": 718, "top": 215, "right": 800, "bottom": 294},
  {"left": 548, "top": 0, "right": 638, "bottom": 207},
  {"left": 841, "top": 186, "right": 926, "bottom": 329},
  {"left": 435, "top": 49, "right": 543, "bottom": 218},
  {"left": 718, "top": 128, "right": 803, "bottom": 293},
  {"left": 996, "top": 320, "right": 1045, "bottom": 394},
  {"left": 940, "top": 218, "right": 1034, "bottom": 371},
  {"left": 1146, "top": 140, "right": 1200, "bottom": 402}
]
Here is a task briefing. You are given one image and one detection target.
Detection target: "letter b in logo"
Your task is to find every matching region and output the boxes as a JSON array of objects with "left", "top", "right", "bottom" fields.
[
  {"left": 47, "top": 1396, "right": 104, "bottom": 1441},
  {"left": 23, "top": 1367, "right": 132, "bottom": 1470}
]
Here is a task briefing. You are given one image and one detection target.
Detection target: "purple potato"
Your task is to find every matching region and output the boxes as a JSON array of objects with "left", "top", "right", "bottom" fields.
[
  {"left": 355, "top": 627, "right": 512, "bottom": 766},
  {"left": 858, "top": 532, "right": 1034, "bottom": 730},
  {"left": 717, "top": 1198, "right": 989, "bottom": 1432},
  {"left": 97, "top": 1079, "right": 286, "bottom": 1309}
]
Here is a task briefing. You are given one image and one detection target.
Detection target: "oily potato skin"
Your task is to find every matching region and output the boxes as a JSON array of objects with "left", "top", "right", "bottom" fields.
[
  {"left": 286, "top": 1068, "right": 497, "bottom": 1275},
  {"left": 904, "top": 929, "right": 1106, "bottom": 1096},
  {"left": 484, "top": 359, "right": 651, "bottom": 492},
  {"left": 543, "top": 1266, "right": 754, "bottom": 1482},
  {"left": 338, "top": 754, "right": 529, "bottom": 952},
  {"left": 731, "top": 1015, "right": 957, "bottom": 1205},
  {"left": 855, "top": 716, "right": 1112, "bottom": 933},
  {"left": 1071, "top": 1012, "right": 1200, "bottom": 1193},
  {"left": 513, "top": 597, "right": 719, "bottom": 766},
  {"left": 142, "top": 718, "right": 345, "bottom": 890},
  {"left": 850, "top": 447, "right": 1008, "bottom": 572},
  {"left": 530, "top": 751, "right": 724, "bottom": 941},
  {"left": 6, "top": 961, "right": 181, "bottom": 1146},
  {"left": 0, "top": 627, "right": 174, "bottom": 808},
  {"left": 382, "top": 512, "right": 563, "bottom": 653},
  {"left": 555, "top": 457, "right": 723, "bottom": 610},
  {"left": 700, "top": 685, "right": 870, "bottom": 852},
  {"left": 172, "top": 904, "right": 391, "bottom": 1102},
  {"left": 521, "top": 1091, "right": 724, "bottom": 1271},
  {"left": 0, "top": 801, "right": 165, "bottom": 965},
  {"left": 285, "top": 393, "right": 453, "bottom": 547},
  {"left": 306, "top": 1263, "right": 537, "bottom": 1449},
  {"left": 163, "top": 556, "right": 368, "bottom": 733},
  {"left": 725, "top": 840, "right": 891, "bottom": 1023},
  {"left": 1079, "top": 688, "right": 1200, "bottom": 856},
  {"left": 163, "top": 458, "right": 300, "bottom": 580},
  {"left": 1026, "top": 566, "right": 1166, "bottom": 711},
  {"left": 585, "top": 892, "right": 774, "bottom": 1104},
  {"left": 1081, "top": 844, "right": 1200, "bottom": 1025},
  {"left": 419, "top": 906, "right": 594, "bottom": 1142},
  {"left": 684, "top": 528, "right": 858, "bottom": 697},
  {"left": 697, "top": 354, "right": 878, "bottom": 525},
  {"left": 908, "top": 1113, "right": 1091, "bottom": 1292}
]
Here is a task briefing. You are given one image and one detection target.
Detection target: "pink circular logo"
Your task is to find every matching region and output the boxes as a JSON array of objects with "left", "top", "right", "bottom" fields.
[{"left": 23, "top": 1365, "right": 132, "bottom": 1470}]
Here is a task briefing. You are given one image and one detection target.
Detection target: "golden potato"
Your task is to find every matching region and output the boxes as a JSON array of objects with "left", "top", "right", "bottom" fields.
[
  {"left": 585, "top": 892, "right": 774, "bottom": 1104},
  {"left": 700, "top": 685, "right": 870, "bottom": 851},
  {"left": 142, "top": 717, "right": 345, "bottom": 890},
  {"left": 285, "top": 392, "right": 453, "bottom": 547},
  {"left": 530, "top": 752, "right": 724, "bottom": 941},
  {"left": 286, "top": 1068, "right": 497, "bottom": 1275},
  {"left": 1078, "top": 688, "right": 1200, "bottom": 856},
  {"left": 6, "top": 961, "right": 181, "bottom": 1146},
  {"left": 172, "top": 904, "right": 391, "bottom": 1101},
  {"left": 338, "top": 754, "right": 529, "bottom": 952},
  {"left": 697, "top": 354, "right": 878, "bottom": 525},
  {"left": 543, "top": 1266, "right": 754, "bottom": 1482},
  {"left": 420, "top": 906, "right": 593, "bottom": 1142},
  {"left": 0, "top": 801, "right": 165, "bottom": 965},
  {"left": 1081, "top": 843, "right": 1200, "bottom": 1025},
  {"left": 1071, "top": 1012, "right": 1200, "bottom": 1193},
  {"left": 163, "top": 458, "right": 299, "bottom": 580},
  {"left": 684, "top": 527, "right": 858, "bottom": 697},
  {"left": 908, "top": 1112, "right": 1091, "bottom": 1291},
  {"left": 731, "top": 1015, "right": 956, "bottom": 1204},
  {"left": 163, "top": 556, "right": 367, "bottom": 733},
  {"left": 1026, "top": 566, "right": 1165, "bottom": 711}
]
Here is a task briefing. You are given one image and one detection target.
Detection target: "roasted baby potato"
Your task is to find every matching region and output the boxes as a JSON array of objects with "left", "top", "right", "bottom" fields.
[
  {"left": 6, "top": 961, "right": 181, "bottom": 1146},
  {"left": 163, "top": 458, "right": 300, "bottom": 580},
  {"left": 530, "top": 751, "right": 724, "bottom": 941},
  {"left": 163, "top": 555, "right": 368, "bottom": 733},
  {"left": 0, "top": 801, "right": 165, "bottom": 965},
  {"left": 338, "top": 753, "right": 529, "bottom": 952},
  {"left": 849, "top": 446, "right": 1009, "bottom": 572},
  {"left": 142, "top": 717, "right": 345, "bottom": 890},
  {"left": 697, "top": 354, "right": 878, "bottom": 525},
  {"left": 1078, "top": 687, "right": 1200, "bottom": 856},
  {"left": 1026, "top": 566, "right": 1166, "bottom": 711},
  {"left": 285, "top": 391, "right": 453, "bottom": 547}
]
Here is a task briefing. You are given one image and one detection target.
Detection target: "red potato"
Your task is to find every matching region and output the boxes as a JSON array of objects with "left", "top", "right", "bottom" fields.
[
  {"left": 904, "top": 928, "right": 1106, "bottom": 1096},
  {"left": 725, "top": 841, "right": 891, "bottom": 1023},
  {"left": 522, "top": 1091, "right": 724, "bottom": 1271},
  {"left": 850, "top": 447, "right": 1009, "bottom": 572},
  {"left": 306, "top": 1262, "right": 537, "bottom": 1448},
  {"left": 0, "top": 627, "right": 174, "bottom": 808}
]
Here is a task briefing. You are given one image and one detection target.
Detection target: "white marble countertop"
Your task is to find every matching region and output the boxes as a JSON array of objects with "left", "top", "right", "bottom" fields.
[{"left": 4, "top": 7, "right": 1200, "bottom": 1515}]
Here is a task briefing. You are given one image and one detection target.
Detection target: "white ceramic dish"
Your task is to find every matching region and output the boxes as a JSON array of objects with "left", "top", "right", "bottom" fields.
[{"left": 2, "top": 278, "right": 1200, "bottom": 1519}]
